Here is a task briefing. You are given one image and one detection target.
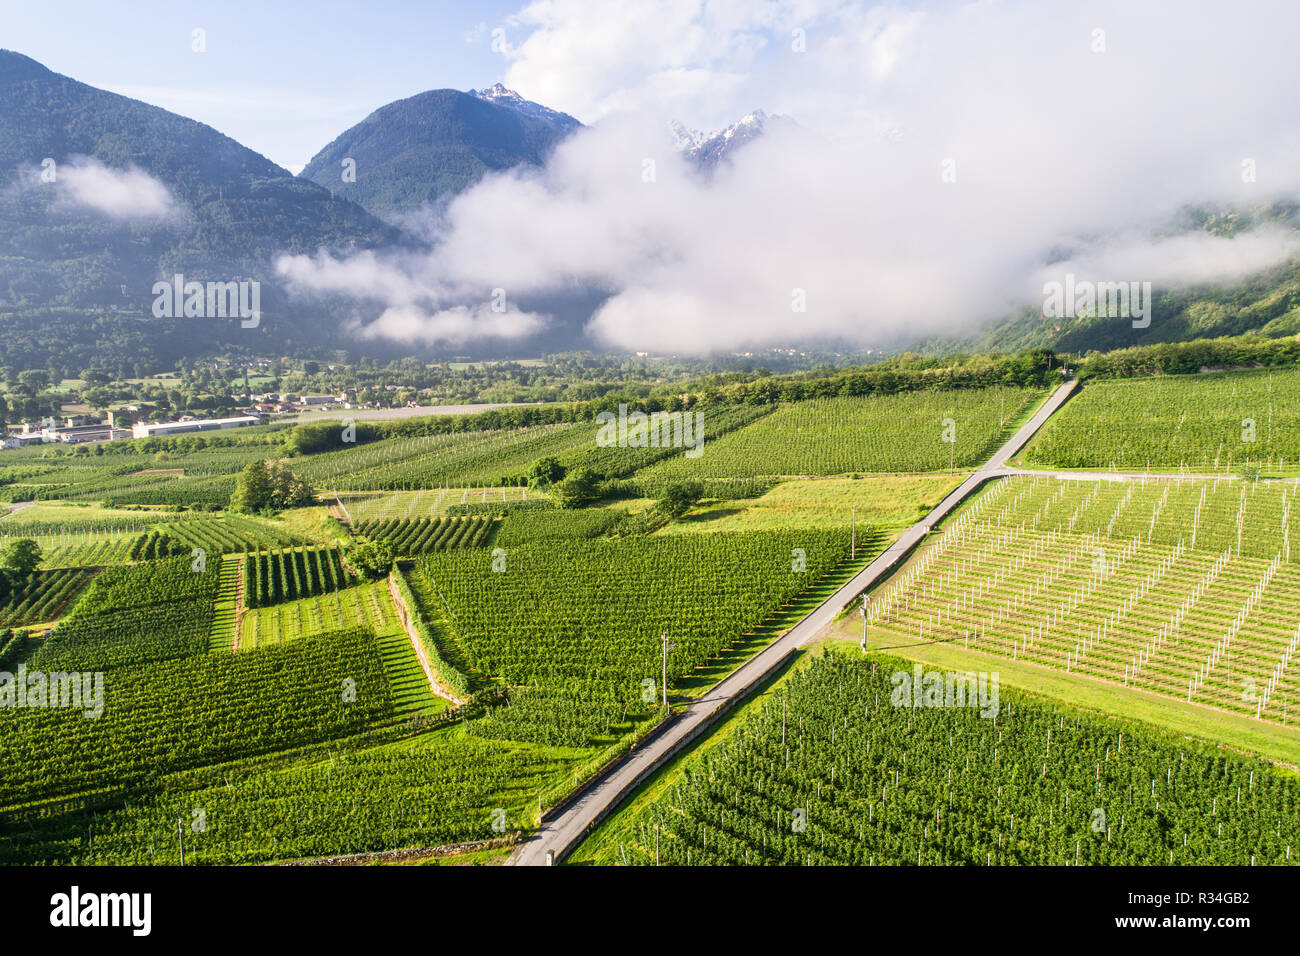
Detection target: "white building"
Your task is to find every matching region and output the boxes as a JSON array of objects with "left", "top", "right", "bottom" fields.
[{"left": 132, "top": 415, "right": 260, "bottom": 439}]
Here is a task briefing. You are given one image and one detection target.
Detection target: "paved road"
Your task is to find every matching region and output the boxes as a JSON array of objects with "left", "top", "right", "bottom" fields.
[{"left": 509, "top": 378, "right": 1080, "bottom": 865}]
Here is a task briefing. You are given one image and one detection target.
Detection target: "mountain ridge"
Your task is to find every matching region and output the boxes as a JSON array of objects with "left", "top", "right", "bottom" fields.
[{"left": 299, "top": 86, "right": 581, "bottom": 219}]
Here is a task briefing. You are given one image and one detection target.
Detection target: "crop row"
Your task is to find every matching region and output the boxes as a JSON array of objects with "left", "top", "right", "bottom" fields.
[
  {"left": 638, "top": 387, "right": 1040, "bottom": 482},
  {"left": 355, "top": 516, "right": 494, "bottom": 554},
  {"left": 0, "top": 568, "right": 95, "bottom": 628},
  {"left": 0, "top": 627, "right": 393, "bottom": 810},
  {"left": 1026, "top": 368, "right": 1300, "bottom": 471},
  {"left": 0, "top": 733, "right": 571, "bottom": 864},
  {"left": 869, "top": 476, "right": 1300, "bottom": 721},
  {"left": 413, "top": 529, "right": 856, "bottom": 746},
  {"left": 582, "top": 652, "right": 1300, "bottom": 865},
  {"left": 159, "top": 515, "right": 303, "bottom": 556},
  {"left": 244, "top": 547, "right": 348, "bottom": 608}
]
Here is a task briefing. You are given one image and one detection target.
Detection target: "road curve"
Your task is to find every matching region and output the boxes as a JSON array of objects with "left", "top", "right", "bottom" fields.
[{"left": 508, "top": 377, "right": 1079, "bottom": 865}]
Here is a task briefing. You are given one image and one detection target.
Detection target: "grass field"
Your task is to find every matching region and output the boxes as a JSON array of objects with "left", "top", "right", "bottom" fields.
[
  {"left": 337, "top": 487, "right": 538, "bottom": 522},
  {"left": 658, "top": 475, "right": 963, "bottom": 535}
]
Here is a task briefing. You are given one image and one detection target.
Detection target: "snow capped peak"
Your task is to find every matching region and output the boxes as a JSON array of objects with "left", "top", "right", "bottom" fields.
[
  {"left": 470, "top": 84, "right": 583, "bottom": 133},
  {"left": 671, "top": 110, "right": 787, "bottom": 170},
  {"left": 669, "top": 120, "right": 707, "bottom": 151},
  {"left": 475, "top": 82, "right": 521, "bottom": 104}
]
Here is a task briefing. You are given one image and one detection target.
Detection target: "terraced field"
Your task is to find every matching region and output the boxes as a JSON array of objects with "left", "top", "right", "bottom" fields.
[{"left": 868, "top": 475, "right": 1300, "bottom": 723}]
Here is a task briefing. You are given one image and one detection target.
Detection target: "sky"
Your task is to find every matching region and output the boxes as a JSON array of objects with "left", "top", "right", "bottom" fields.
[
  {"left": 3, "top": 0, "right": 526, "bottom": 172},
  {"left": 8, "top": 1, "right": 1300, "bottom": 354}
]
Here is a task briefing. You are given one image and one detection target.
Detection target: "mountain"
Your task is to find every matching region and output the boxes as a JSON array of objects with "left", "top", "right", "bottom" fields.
[
  {"left": 470, "top": 83, "right": 582, "bottom": 135},
  {"left": 912, "top": 203, "right": 1300, "bottom": 357},
  {"left": 671, "top": 110, "right": 789, "bottom": 172},
  {"left": 299, "top": 87, "right": 581, "bottom": 219},
  {"left": 0, "top": 49, "right": 398, "bottom": 372}
]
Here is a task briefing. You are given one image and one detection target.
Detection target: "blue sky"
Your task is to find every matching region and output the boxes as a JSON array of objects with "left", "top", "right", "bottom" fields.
[{"left": 4, "top": 0, "right": 525, "bottom": 171}]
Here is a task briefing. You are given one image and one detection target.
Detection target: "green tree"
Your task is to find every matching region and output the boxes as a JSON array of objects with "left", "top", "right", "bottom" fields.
[
  {"left": 16, "top": 370, "right": 49, "bottom": 395},
  {"left": 230, "top": 460, "right": 315, "bottom": 512},
  {"left": 268, "top": 461, "right": 315, "bottom": 508},
  {"left": 0, "top": 538, "right": 42, "bottom": 604},
  {"left": 348, "top": 540, "right": 395, "bottom": 579},
  {"left": 230, "top": 460, "right": 274, "bottom": 512},
  {"left": 526, "top": 455, "right": 567, "bottom": 488},
  {"left": 656, "top": 480, "right": 705, "bottom": 518},
  {"left": 552, "top": 467, "right": 600, "bottom": 509}
]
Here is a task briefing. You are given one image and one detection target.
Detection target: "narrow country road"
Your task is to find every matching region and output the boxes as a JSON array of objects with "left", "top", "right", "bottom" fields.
[{"left": 508, "top": 377, "right": 1079, "bottom": 865}]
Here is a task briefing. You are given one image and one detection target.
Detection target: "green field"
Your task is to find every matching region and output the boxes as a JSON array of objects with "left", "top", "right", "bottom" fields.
[
  {"left": 1025, "top": 368, "right": 1300, "bottom": 473},
  {"left": 655, "top": 475, "right": 963, "bottom": 534},
  {"left": 304, "top": 405, "right": 770, "bottom": 491},
  {"left": 411, "top": 528, "right": 869, "bottom": 747},
  {"left": 337, "top": 487, "right": 538, "bottom": 522},
  {"left": 354, "top": 515, "right": 495, "bottom": 554},
  {"left": 4, "top": 358, "right": 1300, "bottom": 868},
  {"left": 572, "top": 649, "right": 1300, "bottom": 865},
  {"left": 866, "top": 475, "right": 1300, "bottom": 723},
  {"left": 239, "top": 579, "right": 446, "bottom": 718},
  {"left": 636, "top": 387, "right": 1040, "bottom": 481}
]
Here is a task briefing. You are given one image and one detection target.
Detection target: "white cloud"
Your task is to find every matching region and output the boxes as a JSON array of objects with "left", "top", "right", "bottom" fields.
[
  {"left": 344, "top": 304, "right": 546, "bottom": 345},
  {"left": 1035, "top": 228, "right": 1300, "bottom": 295},
  {"left": 54, "top": 157, "right": 176, "bottom": 220},
  {"left": 280, "top": 0, "right": 1300, "bottom": 353},
  {"left": 500, "top": 0, "right": 785, "bottom": 124}
]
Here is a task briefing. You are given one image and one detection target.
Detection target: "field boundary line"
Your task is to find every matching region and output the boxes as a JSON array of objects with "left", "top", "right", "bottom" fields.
[
  {"left": 386, "top": 573, "right": 466, "bottom": 706},
  {"left": 508, "top": 377, "right": 1079, "bottom": 865}
]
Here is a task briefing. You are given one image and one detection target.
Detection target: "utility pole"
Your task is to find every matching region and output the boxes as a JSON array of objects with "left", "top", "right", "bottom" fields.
[
  {"left": 851, "top": 506, "right": 856, "bottom": 559},
  {"left": 177, "top": 818, "right": 185, "bottom": 866},
  {"left": 661, "top": 630, "right": 677, "bottom": 710},
  {"left": 860, "top": 595, "right": 869, "bottom": 653}
]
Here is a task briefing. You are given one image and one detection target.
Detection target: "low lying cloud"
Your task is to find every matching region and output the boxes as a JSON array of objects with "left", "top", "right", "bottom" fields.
[
  {"left": 279, "top": 0, "right": 1300, "bottom": 353},
  {"left": 53, "top": 157, "right": 176, "bottom": 220},
  {"left": 344, "top": 303, "right": 546, "bottom": 346},
  {"left": 1035, "top": 228, "right": 1300, "bottom": 296},
  {"left": 277, "top": 248, "right": 547, "bottom": 346}
]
